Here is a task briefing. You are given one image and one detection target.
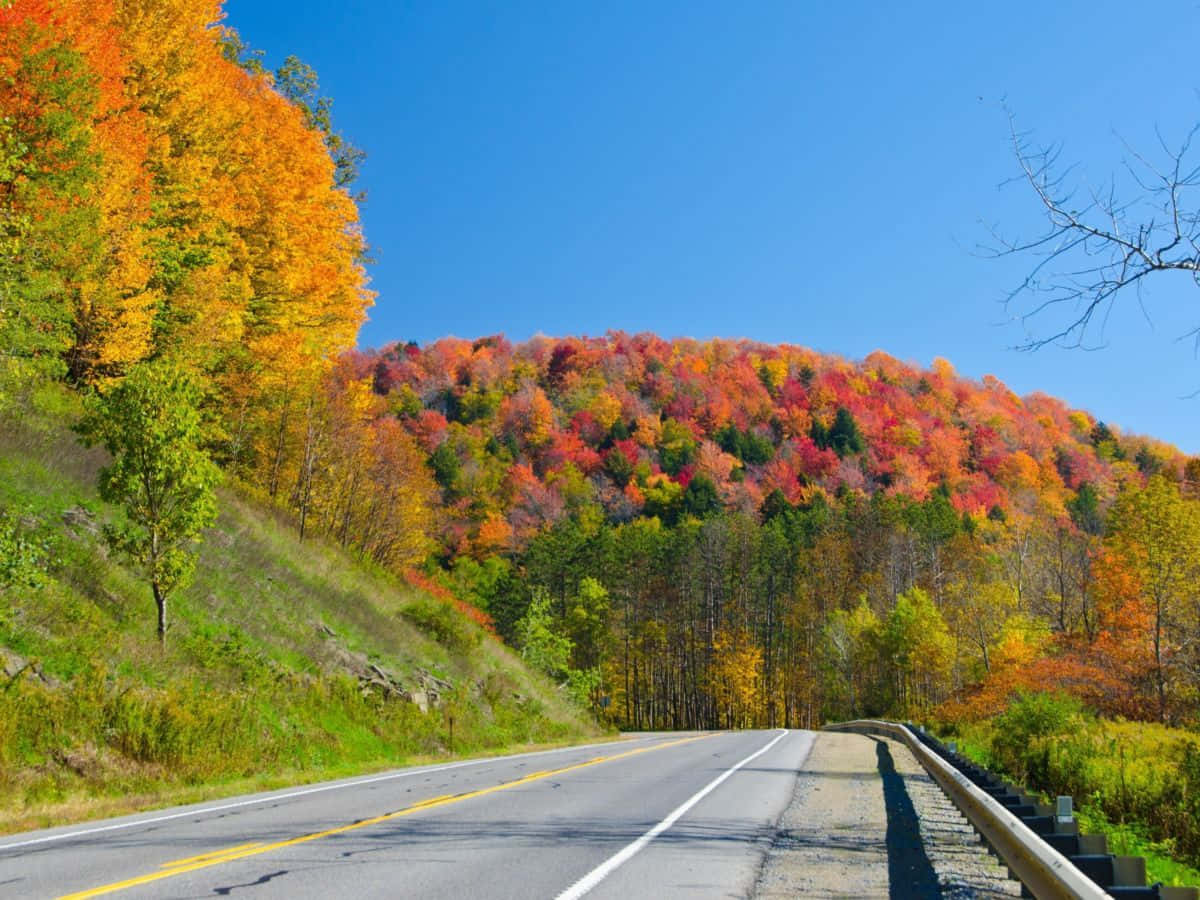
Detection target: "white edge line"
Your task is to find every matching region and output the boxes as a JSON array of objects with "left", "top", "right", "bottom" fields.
[
  {"left": 555, "top": 729, "right": 791, "bottom": 900},
  {"left": 0, "top": 736, "right": 657, "bottom": 853}
]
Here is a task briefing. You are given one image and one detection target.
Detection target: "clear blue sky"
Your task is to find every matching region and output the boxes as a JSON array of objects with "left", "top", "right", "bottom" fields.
[{"left": 225, "top": 0, "right": 1200, "bottom": 453}]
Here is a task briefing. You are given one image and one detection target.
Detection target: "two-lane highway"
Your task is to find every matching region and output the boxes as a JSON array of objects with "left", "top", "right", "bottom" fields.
[{"left": 0, "top": 730, "right": 815, "bottom": 899}]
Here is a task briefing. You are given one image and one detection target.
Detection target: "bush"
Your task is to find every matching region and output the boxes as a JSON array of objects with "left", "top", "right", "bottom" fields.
[
  {"left": 968, "top": 701, "right": 1200, "bottom": 871},
  {"left": 400, "top": 596, "right": 480, "bottom": 653},
  {"left": 991, "top": 691, "right": 1088, "bottom": 783},
  {"left": 0, "top": 507, "right": 49, "bottom": 589}
]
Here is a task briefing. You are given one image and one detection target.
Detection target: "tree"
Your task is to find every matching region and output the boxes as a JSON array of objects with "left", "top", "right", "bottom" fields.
[
  {"left": 883, "top": 587, "right": 953, "bottom": 715},
  {"left": 1104, "top": 475, "right": 1200, "bottom": 723},
  {"left": 994, "top": 112, "right": 1200, "bottom": 351},
  {"left": 0, "top": 23, "right": 99, "bottom": 399},
  {"left": 517, "top": 587, "right": 573, "bottom": 679},
  {"left": 681, "top": 474, "right": 721, "bottom": 520},
  {"left": 811, "top": 407, "right": 864, "bottom": 458},
  {"left": 77, "top": 361, "right": 221, "bottom": 645},
  {"left": 272, "top": 54, "right": 366, "bottom": 191}
]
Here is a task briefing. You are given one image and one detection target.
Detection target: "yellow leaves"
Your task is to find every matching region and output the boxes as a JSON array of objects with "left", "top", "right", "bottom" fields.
[
  {"left": 340, "top": 376, "right": 379, "bottom": 423},
  {"left": 108, "top": 0, "right": 370, "bottom": 386},
  {"left": 761, "top": 356, "right": 787, "bottom": 390},
  {"left": 931, "top": 356, "right": 956, "bottom": 381},
  {"left": 633, "top": 413, "right": 661, "bottom": 448},
  {"left": 997, "top": 450, "right": 1041, "bottom": 493},
  {"left": 846, "top": 373, "right": 871, "bottom": 396},
  {"left": 990, "top": 615, "right": 1049, "bottom": 671},
  {"left": 708, "top": 628, "right": 762, "bottom": 728},
  {"left": 589, "top": 390, "right": 622, "bottom": 431},
  {"left": 889, "top": 419, "right": 923, "bottom": 448}
]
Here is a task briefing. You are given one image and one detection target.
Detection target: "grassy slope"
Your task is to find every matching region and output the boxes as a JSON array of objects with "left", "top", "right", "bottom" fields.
[{"left": 0, "top": 386, "right": 600, "bottom": 833}]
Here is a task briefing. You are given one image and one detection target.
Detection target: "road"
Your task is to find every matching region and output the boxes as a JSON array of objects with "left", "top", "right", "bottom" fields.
[{"left": 0, "top": 730, "right": 816, "bottom": 899}]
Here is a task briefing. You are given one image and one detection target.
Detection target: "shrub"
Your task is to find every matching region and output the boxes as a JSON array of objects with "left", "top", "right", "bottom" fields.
[
  {"left": 400, "top": 595, "right": 481, "bottom": 653},
  {"left": 991, "top": 691, "right": 1088, "bottom": 783}
]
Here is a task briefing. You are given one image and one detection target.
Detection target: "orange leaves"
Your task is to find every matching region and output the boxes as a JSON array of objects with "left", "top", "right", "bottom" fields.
[
  {"left": 368, "top": 330, "right": 1190, "bottom": 568},
  {"left": 404, "top": 570, "right": 496, "bottom": 635},
  {"left": 474, "top": 513, "right": 514, "bottom": 557},
  {"left": 500, "top": 384, "right": 556, "bottom": 449},
  {"left": 996, "top": 451, "right": 1041, "bottom": 494},
  {"left": 2, "top": 0, "right": 368, "bottom": 388},
  {"left": 106, "top": 0, "right": 370, "bottom": 387}
]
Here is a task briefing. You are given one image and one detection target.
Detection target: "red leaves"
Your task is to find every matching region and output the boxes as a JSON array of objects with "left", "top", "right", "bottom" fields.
[
  {"left": 404, "top": 570, "right": 496, "bottom": 635},
  {"left": 362, "top": 331, "right": 1181, "bottom": 564}
]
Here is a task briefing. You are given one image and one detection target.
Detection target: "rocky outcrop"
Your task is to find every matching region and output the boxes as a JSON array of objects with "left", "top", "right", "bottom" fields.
[{"left": 314, "top": 622, "right": 453, "bottom": 711}]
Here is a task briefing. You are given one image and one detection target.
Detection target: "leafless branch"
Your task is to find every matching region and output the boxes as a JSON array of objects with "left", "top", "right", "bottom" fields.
[{"left": 983, "top": 108, "right": 1200, "bottom": 351}]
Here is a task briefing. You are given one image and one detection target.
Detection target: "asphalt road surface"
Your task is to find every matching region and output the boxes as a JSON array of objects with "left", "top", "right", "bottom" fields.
[{"left": 0, "top": 729, "right": 816, "bottom": 899}]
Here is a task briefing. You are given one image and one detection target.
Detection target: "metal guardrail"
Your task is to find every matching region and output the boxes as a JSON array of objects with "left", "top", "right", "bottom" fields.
[{"left": 826, "top": 719, "right": 1113, "bottom": 900}]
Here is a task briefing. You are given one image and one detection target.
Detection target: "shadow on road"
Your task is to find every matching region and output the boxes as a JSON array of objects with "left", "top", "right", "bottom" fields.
[{"left": 871, "top": 738, "right": 941, "bottom": 900}]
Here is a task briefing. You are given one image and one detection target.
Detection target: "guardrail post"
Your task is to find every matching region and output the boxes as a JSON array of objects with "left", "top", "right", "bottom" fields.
[{"left": 1055, "top": 796, "right": 1073, "bottom": 829}]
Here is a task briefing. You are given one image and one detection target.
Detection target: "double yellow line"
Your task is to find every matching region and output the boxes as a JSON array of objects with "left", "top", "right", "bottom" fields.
[{"left": 59, "top": 734, "right": 709, "bottom": 899}]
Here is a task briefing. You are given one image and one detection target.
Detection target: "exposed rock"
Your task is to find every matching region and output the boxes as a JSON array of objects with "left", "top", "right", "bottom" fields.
[
  {"left": 61, "top": 506, "right": 98, "bottom": 536},
  {"left": 315, "top": 633, "right": 445, "bottom": 711},
  {"left": 1, "top": 647, "right": 29, "bottom": 679},
  {"left": 52, "top": 743, "right": 105, "bottom": 780},
  {"left": 0, "top": 647, "right": 61, "bottom": 687}
]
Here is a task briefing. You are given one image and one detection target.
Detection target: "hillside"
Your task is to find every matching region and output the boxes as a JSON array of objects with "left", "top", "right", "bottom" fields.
[
  {"left": 344, "top": 332, "right": 1200, "bottom": 873},
  {"left": 324, "top": 333, "right": 1200, "bottom": 740},
  {"left": 0, "top": 387, "right": 598, "bottom": 833},
  {"left": 357, "top": 333, "right": 1184, "bottom": 552}
]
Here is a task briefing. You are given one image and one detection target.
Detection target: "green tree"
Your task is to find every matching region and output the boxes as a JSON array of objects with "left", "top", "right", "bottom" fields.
[
  {"left": 828, "top": 407, "right": 866, "bottom": 457},
  {"left": 883, "top": 587, "right": 953, "bottom": 715},
  {"left": 517, "top": 586, "right": 573, "bottom": 679},
  {"left": 566, "top": 576, "right": 610, "bottom": 669},
  {"left": 681, "top": 475, "right": 721, "bottom": 520},
  {"left": 1068, "top": 482, "right": 1104, "bottom": 536},
  {"left": 657, "top": 417, "right": 696, "bottom": 475},
  {"left": 77, "top": 361, "right": 221, "bottom": 645},
  {"left": 811, "top": 407, "right": 865, "bottom": 458}
]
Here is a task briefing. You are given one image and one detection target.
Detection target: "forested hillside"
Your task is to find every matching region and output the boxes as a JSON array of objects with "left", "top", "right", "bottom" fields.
[{"left": 342, "top": 334, "right": 1200, "bottom": 734}]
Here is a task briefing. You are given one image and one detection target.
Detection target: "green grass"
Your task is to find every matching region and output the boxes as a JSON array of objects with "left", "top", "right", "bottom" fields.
[
  {"left": 1075, "top": 805, "right": 1200, "bottom": 889},
  {"left": 0, "top": 385, "right": 601, "bottom": 833},
  {"left": 939, "top": 714, "right": 1200, "bottom": 888}
]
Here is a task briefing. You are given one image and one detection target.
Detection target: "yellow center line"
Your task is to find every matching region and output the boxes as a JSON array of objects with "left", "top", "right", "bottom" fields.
[
  {"left": 57, "top": 734, "right": 713, "bottom": 899},
  {"left": 159, "top": 841, "right": 264, "bottom": 869}
]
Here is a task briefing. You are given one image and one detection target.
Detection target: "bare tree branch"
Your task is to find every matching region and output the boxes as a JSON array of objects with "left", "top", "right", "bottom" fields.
[{"left": 983, "top": 109, "right": 1200, "bottom": 351}]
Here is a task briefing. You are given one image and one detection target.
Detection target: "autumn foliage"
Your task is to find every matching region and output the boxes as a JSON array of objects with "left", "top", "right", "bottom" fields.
[
  {"left": 6, "top": 3, "right": 1200, "bottom": 732},
  {"left": 1, "top": 0, "right": 444, "bottom": 580},
  {"left": 357, "top": 334, "right": 1180, "bottom": 557},
  {"left": 345, "top": 332, "right": 1200, "bottom": 730}
]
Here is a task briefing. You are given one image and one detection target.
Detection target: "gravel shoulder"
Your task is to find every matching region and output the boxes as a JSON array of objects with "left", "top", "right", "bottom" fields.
[{"left": 753, "top": 732, "right": 1021, "bottom": 899}]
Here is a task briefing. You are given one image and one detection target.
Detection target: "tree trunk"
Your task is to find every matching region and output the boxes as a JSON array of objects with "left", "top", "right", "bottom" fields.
[{"left": 153, "top": 579, "right": 167, "bottom": 647}]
